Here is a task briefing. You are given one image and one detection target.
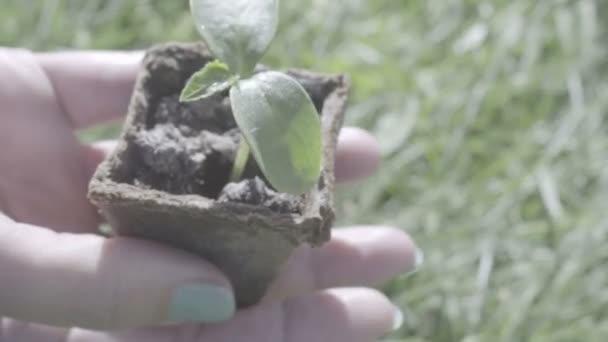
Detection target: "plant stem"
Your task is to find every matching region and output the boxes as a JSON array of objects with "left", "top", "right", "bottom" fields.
[{"left": 229, "top": 134, "right": 250, "bottom": 183}]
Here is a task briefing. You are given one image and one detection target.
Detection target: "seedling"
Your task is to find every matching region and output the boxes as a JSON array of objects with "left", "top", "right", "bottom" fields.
[{"left": 180, "top": 0, "right": 322, "bottom": 195}]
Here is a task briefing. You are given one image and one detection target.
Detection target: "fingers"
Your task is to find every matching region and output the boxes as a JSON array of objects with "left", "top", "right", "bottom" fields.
[
  {"left": 265, "top": 226, "right": 420, "bottom": 302},
  {"left": 334, "top": 127, "right": 381, "bottom": 183},
  {"left": 21, "top": 288, "right": 400, "bottom": 342},
  {"left": 196, "top": 288, "right": 400, "bottom": 342},
  {"left": 0, "top": 49, "right": 100, "bottom": 233},
  {"left": 0, "top": 220, "right": 236, "bottom": 330},
  {"left": 36, "top": 51, "right": 143, "bottom": 129},
  {"left": 283, "top": 288, "right": 401, "bottom": 342}
]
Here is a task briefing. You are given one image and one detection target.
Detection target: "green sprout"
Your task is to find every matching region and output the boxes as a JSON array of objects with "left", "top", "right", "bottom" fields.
[{"left": 180, "top": 0, "right": 322, "bottom": 195}]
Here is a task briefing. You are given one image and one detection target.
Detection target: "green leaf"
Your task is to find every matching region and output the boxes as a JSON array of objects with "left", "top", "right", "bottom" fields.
[
  {"left": 229, "top": 71, "right": 322, "bottom": 195},
  {"left": 180, "top": 60, "right": 236, "bottom": 102},
  {"left": 189, "top": 0, "right": 278, "bottom": 76}
]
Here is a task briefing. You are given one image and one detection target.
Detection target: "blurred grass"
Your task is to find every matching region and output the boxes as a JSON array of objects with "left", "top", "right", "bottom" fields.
[{"left": 3, "top": 0, "right": 608, "bottom": 340}]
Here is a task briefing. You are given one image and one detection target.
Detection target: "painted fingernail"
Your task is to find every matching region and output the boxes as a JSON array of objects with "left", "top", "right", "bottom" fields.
[
  {"left": 392, "top": 305, "right": 404, "bottom": 331},
  {"left": 169, "top": 283, "right": 235, "bottom": 323}
]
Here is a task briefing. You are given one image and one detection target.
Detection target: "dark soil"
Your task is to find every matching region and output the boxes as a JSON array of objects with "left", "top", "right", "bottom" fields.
[{"left": 129, "top": 93, "right": 302, "bottom": 214}]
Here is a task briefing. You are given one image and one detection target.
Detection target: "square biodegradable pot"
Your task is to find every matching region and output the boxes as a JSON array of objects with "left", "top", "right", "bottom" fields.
[{"left": 88, "top": 42, "right": 349, "bottom": 308}]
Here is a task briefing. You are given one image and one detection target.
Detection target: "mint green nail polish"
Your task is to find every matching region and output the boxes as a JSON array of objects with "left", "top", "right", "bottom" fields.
[{"left": 169, "top": 283, "right": 235, "bottom": 323}]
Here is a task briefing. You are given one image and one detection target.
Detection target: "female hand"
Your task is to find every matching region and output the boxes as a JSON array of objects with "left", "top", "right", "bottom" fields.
[{"left": 0, "top": 48, "right": 420, "bottom": 342}]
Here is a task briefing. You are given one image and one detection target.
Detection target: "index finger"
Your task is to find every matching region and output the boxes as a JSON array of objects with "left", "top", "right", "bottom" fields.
[{"left": 36, "top": 51, "right": 143, "bottom": 129}]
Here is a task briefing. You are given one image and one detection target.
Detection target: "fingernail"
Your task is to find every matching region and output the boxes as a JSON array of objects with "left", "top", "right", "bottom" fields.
[
  {"left": 392, "top": 305, "right": 404, "bottom": 331},
  {"left": 415, "top": 247, "right": 424, "bottom": 270},
  {"left": 169, "top": 283, "right": 235, "bottom": 323},
  {"left": 404, "top": 247, "right": 424, "bottom": 276}
]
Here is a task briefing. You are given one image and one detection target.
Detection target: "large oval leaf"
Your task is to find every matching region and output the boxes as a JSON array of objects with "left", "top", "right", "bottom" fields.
[
  {"left": 229, "top": 71, "right": 322, "bottom": 195},
  {"left": 190, "top": 0, "right": 278, "bottom": 76}
]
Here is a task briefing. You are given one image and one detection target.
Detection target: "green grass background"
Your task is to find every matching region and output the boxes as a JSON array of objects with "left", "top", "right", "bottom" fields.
[{"left": 3, "top": 0, "right": 607, "bottom": 340}]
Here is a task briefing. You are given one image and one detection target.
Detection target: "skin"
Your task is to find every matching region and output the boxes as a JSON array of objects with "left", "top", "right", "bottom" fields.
[{"left": 0, "top": 48, "right": 419, "bottom": 342}]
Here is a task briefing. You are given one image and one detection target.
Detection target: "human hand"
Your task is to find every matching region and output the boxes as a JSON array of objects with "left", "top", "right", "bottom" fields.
[{"left": 0, "top": 48, "right": 421, "bottom": 341}]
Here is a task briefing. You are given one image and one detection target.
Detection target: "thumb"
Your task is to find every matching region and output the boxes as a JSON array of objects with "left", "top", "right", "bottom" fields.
[{"left": 0, "top": 215, "right": 236, "bottom": 330}]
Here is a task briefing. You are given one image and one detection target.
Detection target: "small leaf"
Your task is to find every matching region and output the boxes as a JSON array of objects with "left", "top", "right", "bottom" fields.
[
  {"left": 180, "top": 60, "right": 236, "bottom": 102},
  {"left": 230, "top": 71, "right": 322, "bottom": 195},
  {"left": 189, "top": 0, "right": 278, "bottom": 76}
]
